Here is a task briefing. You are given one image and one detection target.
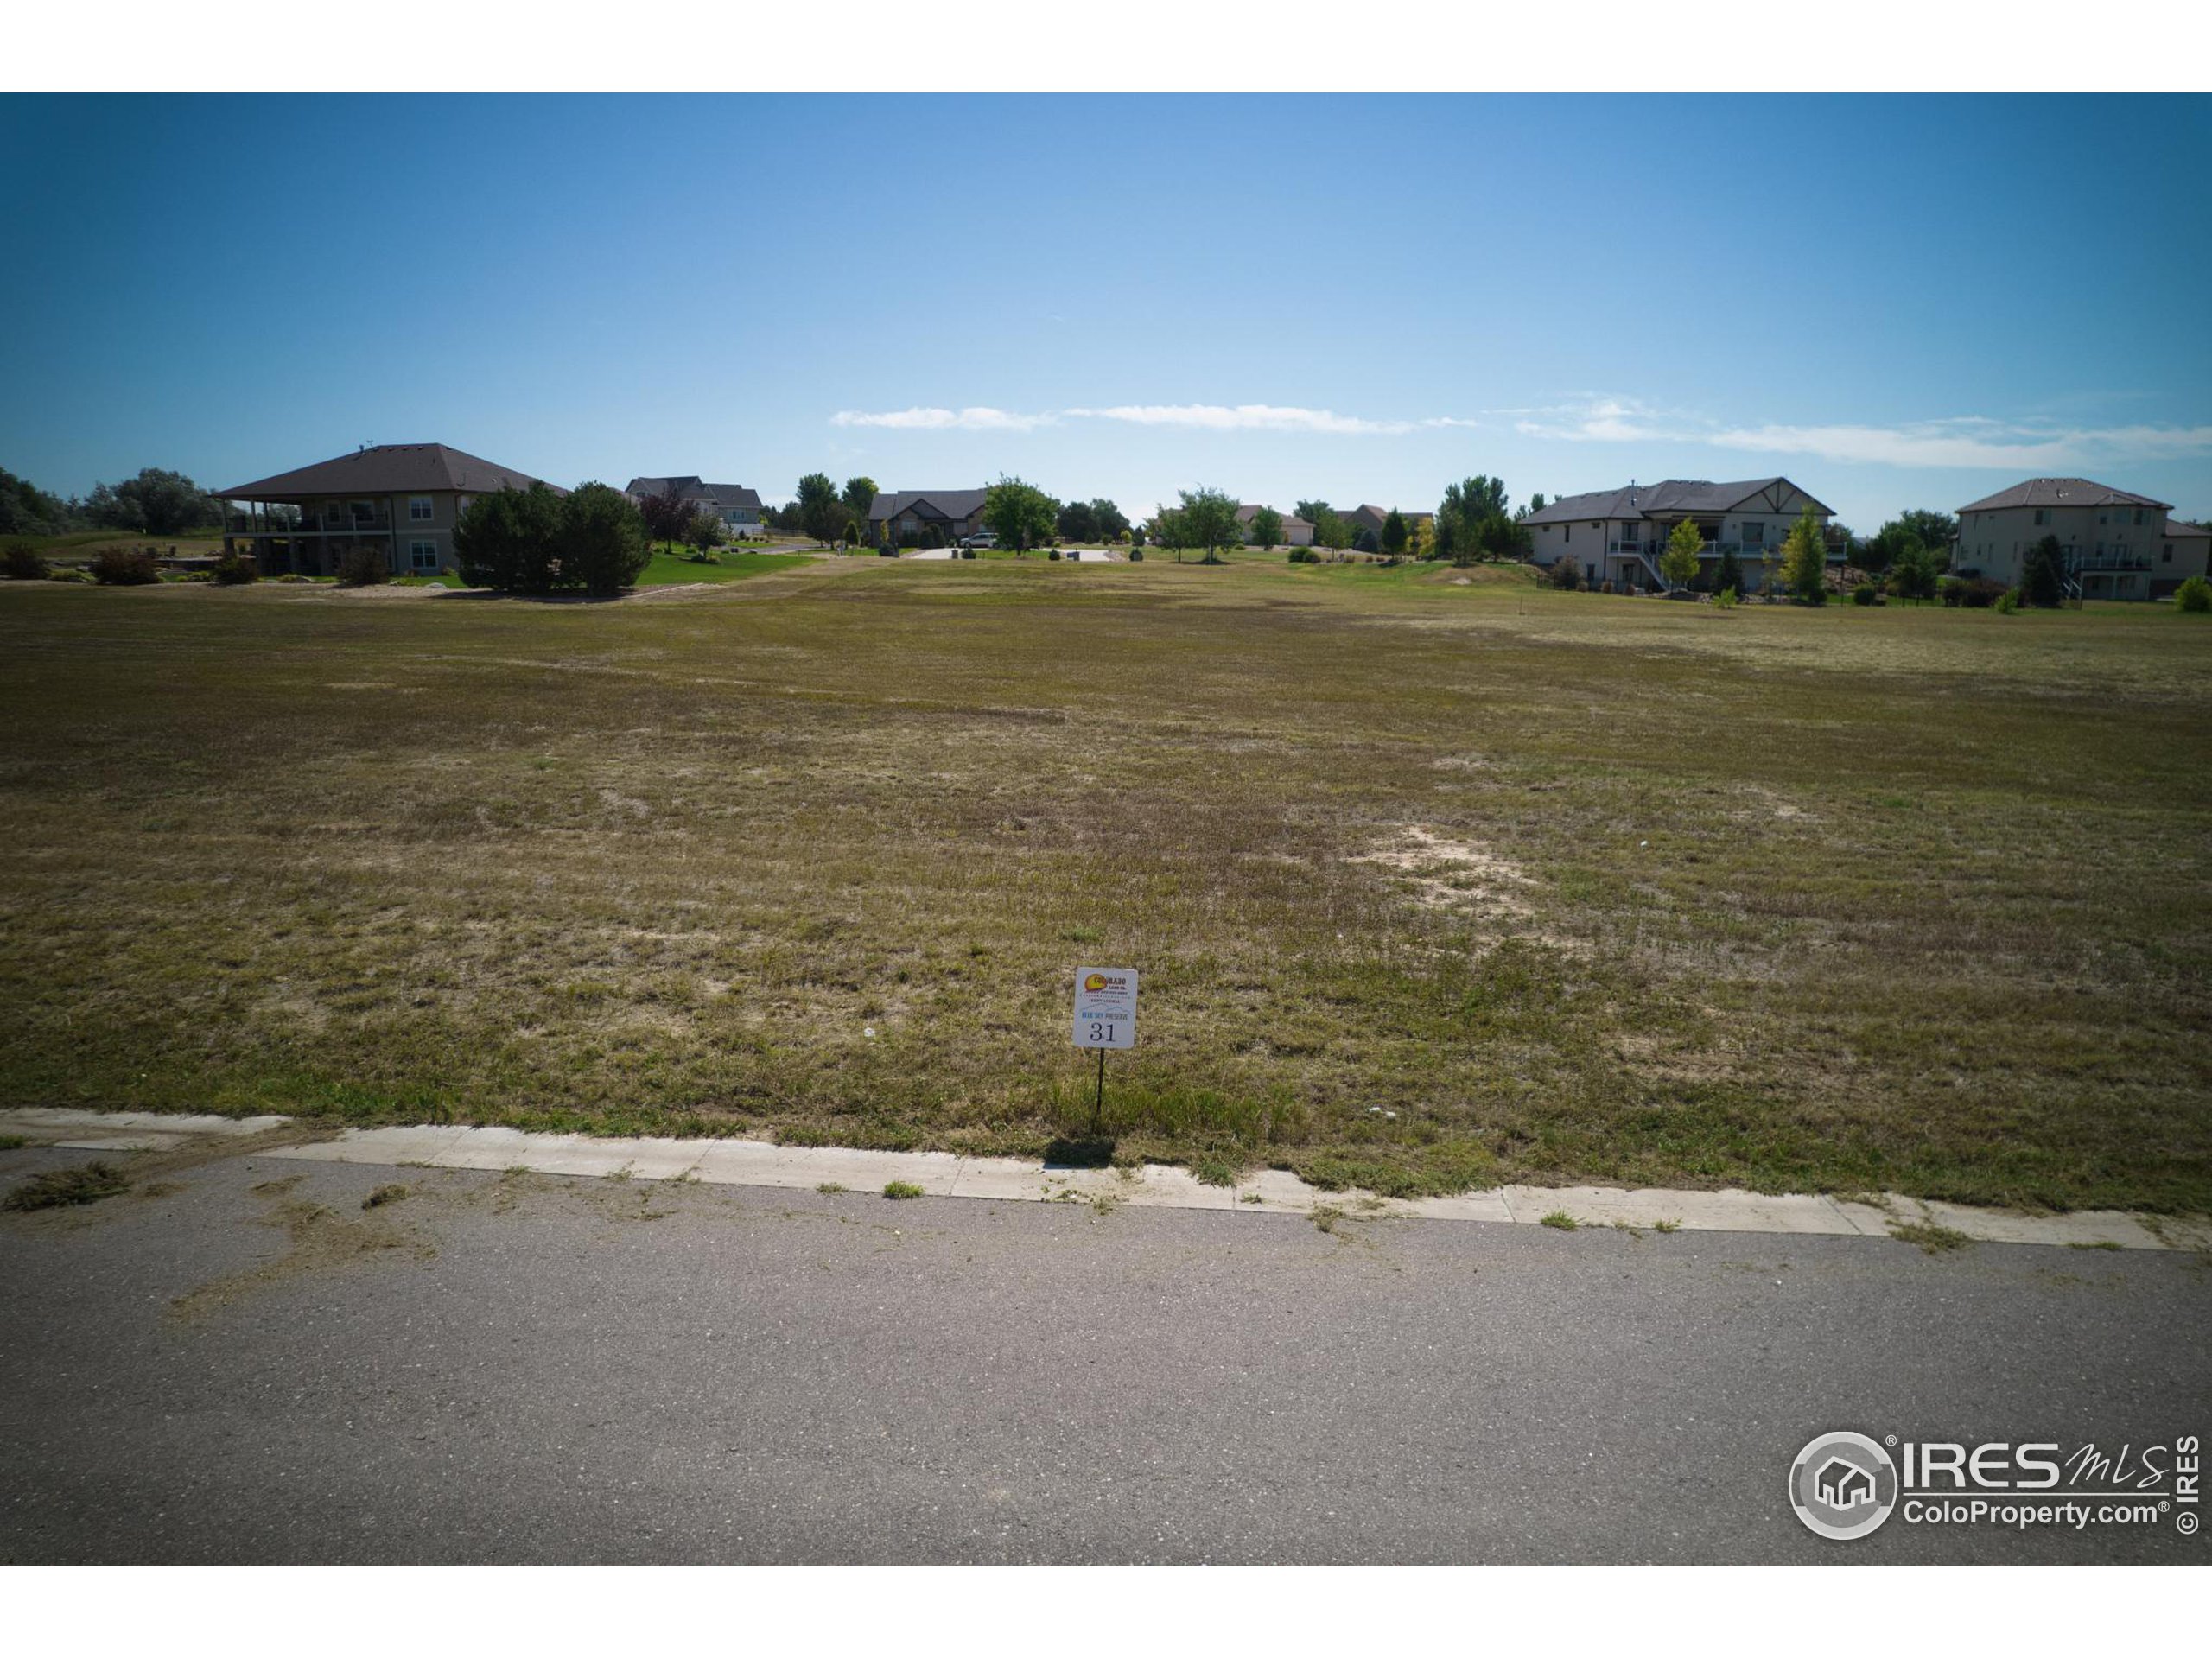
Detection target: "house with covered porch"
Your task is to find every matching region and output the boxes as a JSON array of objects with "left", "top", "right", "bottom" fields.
[
  {"left": 1955, "top": 478, "right": 2182, "bottom": 601},
  {"left": 1522, "top": 477, "right": 1834, "bottom": 591},
  {"left": 218, "top": 443, "right": 560, "bottom": 577}
]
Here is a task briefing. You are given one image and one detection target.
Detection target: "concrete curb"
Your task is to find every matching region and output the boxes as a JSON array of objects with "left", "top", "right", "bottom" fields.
[
  {"left": 6, "top": 1110, "right": 2204, "bottom": 1251},
  {"left": 241, "top": 1122, "right": 2207, "bottom": 1252}
]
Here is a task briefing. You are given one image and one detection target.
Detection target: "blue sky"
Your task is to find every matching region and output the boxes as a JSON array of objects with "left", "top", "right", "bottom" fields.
[{"left": 3, "top": 93, "right": 2209, "bottom": 529}]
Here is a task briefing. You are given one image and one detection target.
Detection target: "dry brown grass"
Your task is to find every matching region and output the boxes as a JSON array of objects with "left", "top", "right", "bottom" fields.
[{"left": 3, "top": 557, "right": 2208, "bottom": 1210}]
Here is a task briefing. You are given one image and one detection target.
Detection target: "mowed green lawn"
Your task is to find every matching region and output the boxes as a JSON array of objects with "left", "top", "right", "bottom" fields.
[
  {"left": 3, "top": 557, "right": 2208, "bottom": 1211},
  {"left": 637, "top": 547, "right": 813, "bottom": 584}
]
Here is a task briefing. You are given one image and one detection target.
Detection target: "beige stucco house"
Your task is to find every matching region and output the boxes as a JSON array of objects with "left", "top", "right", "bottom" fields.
[
  {"left": 1236, "top": 504, "right": 1314, "bottom": 547},
  {"left": 219, "top": 443, "right": 560, "bottom": 577},
  {"left": 2155, "top": 518, "right": 2209, "bottom": 598},
  {"left": 1955, "top": 477, "right": 2177, "bottom": 601},
  {"left": 1523, "top": 477, "right": 1833, "bottom": 591}
]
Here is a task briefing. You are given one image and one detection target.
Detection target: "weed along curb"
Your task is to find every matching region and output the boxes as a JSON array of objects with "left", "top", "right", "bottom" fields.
[{"left": 7, "top": 1110, "right": 2191, "bottom": 1250}]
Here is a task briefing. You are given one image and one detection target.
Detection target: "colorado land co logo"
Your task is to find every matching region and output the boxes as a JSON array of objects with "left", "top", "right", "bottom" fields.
[{"left": 1789, "top": 1432, "right": 1900, "bottom": 1540}]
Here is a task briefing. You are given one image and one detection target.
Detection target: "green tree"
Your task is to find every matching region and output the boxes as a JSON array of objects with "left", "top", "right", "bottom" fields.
[
  {"left": 1090, "top": 499, "right": 1129, "bottom": 542},
  {"left": 797, "top": 473, "right": 843, "bottom": 546},
  {"left": 87, "top": 467, "right": 219, "bottom": 536},
  {"left": 1150, "top": 507, "right": 1186, "bottom": 561},
  {"left": 1294, "top": 499, "right": 1332, "bottom": 526},
  {"left": 1439, "top": 476, "right": 1510, "bottom": 563},
  {"left": 1661, "top": 517, "right": 1702, "bottom": 588},
  {"left": 0, "top": 468, "right": 76, "bottom": 535},
  {"left": 1780, "top": 505, "right": 1828, "bottom": 604},
  {"left": 1895, "top": 509, "right": 1957, "bottom": 566},
  {"left": 454, "top": 481, "right": 564, "bottom": 593},
  {"left": 2175, "top": 574, "right": 2211, "bottom": 613},
  {"left": 841, "top": 475, "right": 879, "bottom": 531},
  {"left": 1177, "top": 487, "right": 1243, "bottom": 563},
  {"left": 560, "top": 482, "right": 651, "bottom": 596},
  {"left": 1889, "top": 539, "right": 1940, "bottom": 601},
  {"left": 1057, "top": 499, "right": 1100, "bottom": 543},
  {"left": 1382, "top": 508, "right": 1408, "bottom": 558},
  {"left": 1859, "top": 521, "right": 1920, "bottom": 575},
  {"left": 1248, "top": 505, "right": 1283, "bottom": 550},
  {"left": 983, "top": 474, "right": 1058, "bottom": 555},
  {"left": 1713, "top": 542, "right": 1744, "bottom": 598},
  {"left": 684, "top": 508, "right": 724, "bottom": 552},
  {"left": 2022, "top": 534, "right": 2068, "bottom": 608},
  {"left": 1312, "top": 509, "right": 1350, "bottom": 555}
]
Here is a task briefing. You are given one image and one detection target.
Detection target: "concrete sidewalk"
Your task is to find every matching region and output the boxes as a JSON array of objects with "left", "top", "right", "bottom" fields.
[
  {"left": 237, "top": 1121, "right": 2210, "bottom": 1252},
  {"left": 6, "top": 1109, "right": 2203, "bottom": 1251}
]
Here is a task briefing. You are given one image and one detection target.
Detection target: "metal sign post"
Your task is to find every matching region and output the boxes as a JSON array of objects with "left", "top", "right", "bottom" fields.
[{"left": 1071, "top": 966, "right": 1138, "bottom": 1135}]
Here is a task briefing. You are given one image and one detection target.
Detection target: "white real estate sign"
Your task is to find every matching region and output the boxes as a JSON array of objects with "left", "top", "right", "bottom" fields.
[{"left": 1071, "top": 966, "right": 1138, "bottom": 1050}]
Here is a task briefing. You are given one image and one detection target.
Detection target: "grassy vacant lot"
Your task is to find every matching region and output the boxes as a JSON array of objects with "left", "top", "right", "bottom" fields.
[{"left": 3, "top": 559, "right": 2208, "bottom": 1211}]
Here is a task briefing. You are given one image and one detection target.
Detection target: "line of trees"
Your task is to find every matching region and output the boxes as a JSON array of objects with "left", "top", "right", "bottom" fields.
[
  {"left": 1, "top": 466, "right": 223, "bottom": 537},
  {"left": 1434, "top": 475, "right": 1533, "bottom": 566},
  {"left": 1144, "top": 488, "right": 1242, "bottom": 563},
  {"left": 454, "top": 481, "right": 650, "bottom": 596},
  {"left": 765, "top": 475, "right": 1135, "bottom": 552}
]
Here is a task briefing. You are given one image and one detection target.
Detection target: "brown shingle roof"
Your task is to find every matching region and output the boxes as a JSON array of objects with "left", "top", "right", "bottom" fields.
[
  {"left": 220, "top": 443, "right": 556, "bottom": 499},
  {"left": 1522, "top": 477, "right": 1832, "bottom": 526},
  {"left": 867, "top": 489, "right": 988, "bottom": 522},
  {"left": 1956, "top": 477, "right": 2173, "bottom": 513}
]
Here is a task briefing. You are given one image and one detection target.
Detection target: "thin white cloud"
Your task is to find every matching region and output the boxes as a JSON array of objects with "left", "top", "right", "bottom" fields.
[
  {"left": 833, "top": 402, "right": 1489, "bottom": 436},
  {"left": 830, "top": 406, "right": 1056, "bottom": 431},
  {"left": 1069, "top": 403, "right": 1417, "bottom": 435},
  {"left": 1516, "top": 397, "right": 2212, "bottom": 470}
]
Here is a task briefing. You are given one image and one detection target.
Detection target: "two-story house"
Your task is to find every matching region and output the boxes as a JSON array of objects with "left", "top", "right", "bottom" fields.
[
  {"left": 1523, "top": 477, "right": 1834, "bottom": 591},
  {"left": 867, "top": 488, "right": 989, "bottom": 548},
  {"left": 218, "top": 443, "right": 561, "bottom": 578},
  {"left": 625, "top": 475, "right": 765, "bottom": 538},
  {"left": 2157, "top": 518, "right": 2211, "bottom": 599},
  {"left": 1955, "top": 478, "right": 2176, "bottom": 601}
]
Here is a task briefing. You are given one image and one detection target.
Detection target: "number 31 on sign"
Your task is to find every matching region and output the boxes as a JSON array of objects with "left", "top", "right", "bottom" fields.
[{"left": 1071, "top": 966, "right": 1138, "bottom": 1049}]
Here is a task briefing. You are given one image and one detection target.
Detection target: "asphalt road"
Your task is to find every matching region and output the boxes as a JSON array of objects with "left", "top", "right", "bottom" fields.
[{"left": 2, "top": 1143, "right": 2205, "bottom": 1563}]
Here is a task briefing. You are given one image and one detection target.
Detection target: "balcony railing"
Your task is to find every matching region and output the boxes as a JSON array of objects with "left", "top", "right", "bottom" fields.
[
  {"left": 226, "top": 512, "right": 391, "bottom": 534},
  {"left": 1608, "top": 539, "right": 1767, "bottom": 559}
]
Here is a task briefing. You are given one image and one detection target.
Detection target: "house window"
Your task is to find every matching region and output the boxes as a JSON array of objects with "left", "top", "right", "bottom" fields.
[
  {"left": 2163, "top": 547, "right": 2172, "bottom": 563},
  {"left": 1742, "top": 521, "right": 1765, "bottom": 548},
  {"left": 409, "top": 496, "right": 434, "bottom": 522},
  {"left": 2134, "top": 509, "right": 2147, "bottom": 525},
  {"left": 351, "top": 499, "right": 376, "bottom": 524},
  {"left": 409, "top": 540, "right": 438, "bottom": 571},
  {"left": 1563, "top": 524, "right": 1570, "bottom": 544},
  {"left": 2033, "top": 509, "right": 2047, "bottom": 525}
]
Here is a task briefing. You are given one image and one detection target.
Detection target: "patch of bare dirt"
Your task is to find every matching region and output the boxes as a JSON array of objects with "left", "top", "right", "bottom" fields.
[{"left": 1351, "top": 826, "right": 1539, "bottom": 918}]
